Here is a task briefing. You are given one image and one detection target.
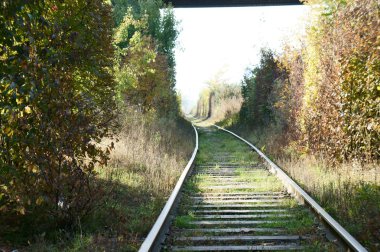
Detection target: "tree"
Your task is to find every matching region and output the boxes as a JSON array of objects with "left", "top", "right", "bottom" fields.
[
  {"left": 0, "top": 0, "right": 116, "bottom": 224},
  {"left": 113, "top": 3, "right": 179, "bottom": 116},
  {"left": 240, "top": 49, "right": 282, "bottom": 128}
]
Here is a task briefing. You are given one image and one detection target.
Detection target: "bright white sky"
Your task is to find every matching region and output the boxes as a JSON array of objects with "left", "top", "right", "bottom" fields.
[{"left": 173, "top": 6, "right": 309, "bottom": 112}]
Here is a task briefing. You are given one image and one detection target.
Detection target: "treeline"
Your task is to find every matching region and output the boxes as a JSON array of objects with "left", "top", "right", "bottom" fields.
[
  {"left": 229, "top": 0, "right": 379, "bottom": 162},
  {"left": 0, "top": 0, "right": 184, "bottom": 240},
  {"left": 113, "top": 0, "right": 180, "bottom": 116}
]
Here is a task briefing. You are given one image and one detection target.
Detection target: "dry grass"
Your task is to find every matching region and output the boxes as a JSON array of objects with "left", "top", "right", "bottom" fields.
[
  {"left": 277, "top": 155, "right": 380, "bottom": 250},
  {"left": 215, "top": 116, "right": 380, "bottom": 250},
  {"left": 16, "top": 111, "right": 195, "bottom": 251},
  {"left": 279, "top": 155, "right": 380, "bottom": 187},
  {"left": 86, "top": 111, "right": 195, "bottom": 250},
  {"left": 105, "top": 111, "right": 194, "bottom": 196}
]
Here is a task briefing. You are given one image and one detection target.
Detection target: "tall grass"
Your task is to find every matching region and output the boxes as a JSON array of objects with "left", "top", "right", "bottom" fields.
[
  {"left": 208, "top": 96, "right": 242, "bottom": 123},
  {"left": 5, "top": 110, "right": 195, "bottom": 251},
  {"left": 106, "top": 110, "right": 194, "bottom": 196},
  {"left": 88, "top": 110, "right": 195, "bottom": 250},
  {"left": 278, "top": 156, "right": 380, "bottom": 250}
]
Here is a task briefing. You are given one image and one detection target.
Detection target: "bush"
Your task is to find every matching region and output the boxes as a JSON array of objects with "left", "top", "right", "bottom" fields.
[
  {"left": 301, "top": 0, "right": 380, "bottom": 161},
  {"left": 240, "top": 49, "right": 284, "bottom": 128},
  {"left": 0, "top": 0, "right": 116, "bottom": 225},
  {"left": 236, "top": 0, "right": 380, "bottom": 162}
]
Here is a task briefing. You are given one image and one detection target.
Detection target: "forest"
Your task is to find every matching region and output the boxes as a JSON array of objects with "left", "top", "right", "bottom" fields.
[
  {"left": 1, "top": 0, "right": 194, "bottom": 250},
  {"left": 194, "top": 0, "right": 379, "bottom": 249}
]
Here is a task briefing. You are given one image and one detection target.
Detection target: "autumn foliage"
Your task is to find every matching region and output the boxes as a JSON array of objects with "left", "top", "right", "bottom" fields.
[
  {"left": 0, "top": 0, "right": 182, "bottom": 228},
  {"left": 0, "top": 0, "right": 116, "bottom": 224},
  {"left": 113, "top": 2, "right": 180, "bottom": 116},
  {"left": 298, "top": 0, "right": 380, "bottom": 161},
  {"left": 0, "top": 0, "right": 188, "bottom": 249},
  {"left": 114, "top": 9, "right": 178, "bottom": 115},
  {"left": 237, "top": 0, "right": 379, "bottom": 162}
]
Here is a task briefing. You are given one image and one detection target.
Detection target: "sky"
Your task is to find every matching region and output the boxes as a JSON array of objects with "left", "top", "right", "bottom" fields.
[{"left": 173, "top": 5, "right": 309, "bottom": 112}]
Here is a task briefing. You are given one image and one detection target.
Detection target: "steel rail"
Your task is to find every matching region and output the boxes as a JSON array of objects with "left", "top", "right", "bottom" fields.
[
  {"left": 214, "top": 125, "right": 367, "bottom": 252},
  {"left": 139, "top": 124, "right": 198, "bottom": 252}
]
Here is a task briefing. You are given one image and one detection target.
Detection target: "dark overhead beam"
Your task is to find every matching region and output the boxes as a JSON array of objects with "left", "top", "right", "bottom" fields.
[{"left": 164, "top": 0, "right": 303, "bottom": 8}]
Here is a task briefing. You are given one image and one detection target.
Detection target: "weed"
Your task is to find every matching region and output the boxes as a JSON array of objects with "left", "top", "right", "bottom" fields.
[{"left": 174, "top": 216, "right": 196, "bottom": 229}]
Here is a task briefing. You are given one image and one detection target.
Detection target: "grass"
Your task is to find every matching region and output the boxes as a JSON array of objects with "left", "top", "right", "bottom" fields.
[
  {"left": 222, "top": 122, "right": 380, "bottom": 250},
  {"left": 0, "top": 111, "right": 195, "bottom": 251},
  {"left": 193, "top": 93, "right": 373, "bottom": 250},
  {"left": 174, "top": 215, "right": 196, "bottom": 229},
  {"left": 278, "top": 156, "right": 380, "bottom": 250}
]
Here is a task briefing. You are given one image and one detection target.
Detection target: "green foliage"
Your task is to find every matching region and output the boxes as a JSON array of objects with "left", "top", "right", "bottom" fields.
[
  {"left": 0, "top": 0, "right": 116, "bottom": 224},
  {"left": 158, "top": 7, "right": 179, "bottom": 81},
  {"left": 112, "top": 0, "right": 178, "bottom": 78},
  {"left": 240, "top": 49, "right": 284, "bottom": 128},
  {"left": 174, "top": 215, "right": 196, "bottom": 228},
  {"left": 112, "top": 0, "right": 141, "bottom": 27},
  {"left": 113, "top": 1, "right": 180, "bottom": 116}
]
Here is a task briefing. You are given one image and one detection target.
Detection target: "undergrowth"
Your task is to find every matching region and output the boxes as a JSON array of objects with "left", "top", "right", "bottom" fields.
[{"left": 0, "top": 111, "right": 194, "bottom": 251}]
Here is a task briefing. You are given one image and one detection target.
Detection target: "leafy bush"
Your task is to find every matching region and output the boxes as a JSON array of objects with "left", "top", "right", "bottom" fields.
[
  {"left": 0, "top": 0, "right": 116, "bottom": 225},
  {"left": 235, "top": 1, "right": 379, "bottom": 162},
  {"left": 112, "top": 1, "right": 180, "bottom": 116},
  {"left": 301, "top": 0, "right": 379, "bottom": 161},
  {"left": 114, "top": 11, "right": 176, "bottom": 114},
  {"left": 240, "top": 49, "right": 285, "bottom": 128}
]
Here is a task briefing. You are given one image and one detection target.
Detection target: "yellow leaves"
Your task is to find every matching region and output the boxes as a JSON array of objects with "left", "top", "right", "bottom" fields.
[
  {"left": 1, "top": 0, "right": 118, "bottom": 221},
  {"left": 24, "top": 106, "right": 32, "bottom": 114},
  {"left": 3, "top": 127, "right": 13, "bottom": 137},
  {"left": 114, "top": 9, "right": 149, "bottom": 46},
  {"left": 16, "top": 206, "right": 26, "bottom": 215},
  {"left": 0, "top": 185, "right": 8, "bottom": 192},
  {"left": 16, "top": 98, "right": 23, "bottom": 105},
  {"left": 28, "top": 164, "right": 39, "bottom": 173},
  {"left": 36, "top": 196, "right": 44, "bottom": 205}
]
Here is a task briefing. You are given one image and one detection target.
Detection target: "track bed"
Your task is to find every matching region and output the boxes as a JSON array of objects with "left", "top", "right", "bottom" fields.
[{"left": 163, "top": 127, "right": 335, "bottom": 251}]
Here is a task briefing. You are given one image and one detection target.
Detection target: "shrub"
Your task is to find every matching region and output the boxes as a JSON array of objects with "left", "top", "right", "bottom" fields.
[
  {"left": 0, "top": 0, "right": 116, "bottom": 225},
  {"left": 240, "top": 49, "right": 284, "bottom": 128},
  {"left": 301, "top": 0, "right": 380, "bottom": 161}
]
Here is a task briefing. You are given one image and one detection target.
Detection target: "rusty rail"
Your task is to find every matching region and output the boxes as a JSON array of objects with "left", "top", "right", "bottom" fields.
[{"left": 139, "top": 124, "right": 198, "bottom": 252}]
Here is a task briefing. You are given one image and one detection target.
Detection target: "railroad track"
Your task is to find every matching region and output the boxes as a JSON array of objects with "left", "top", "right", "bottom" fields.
[{"left": 139, "top": 125, "right": 367, "bottom": 252}]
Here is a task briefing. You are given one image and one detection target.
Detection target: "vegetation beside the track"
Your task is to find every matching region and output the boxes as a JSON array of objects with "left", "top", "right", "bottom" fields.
[
  {"left": 0, "top": 0, "right": 194, "bottom": 250},
  {"left": 7, "top": 113, "right": 195, "bottom": 251}
]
